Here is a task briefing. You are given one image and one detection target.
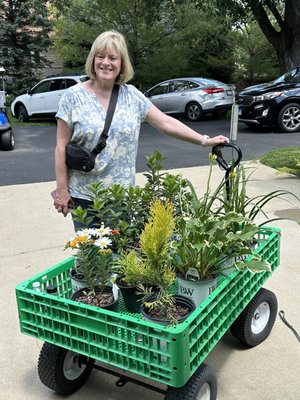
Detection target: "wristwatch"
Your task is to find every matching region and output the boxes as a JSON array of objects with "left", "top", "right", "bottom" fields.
[{"left": 201, "top": 135, "right": 210, "bottom": 147}]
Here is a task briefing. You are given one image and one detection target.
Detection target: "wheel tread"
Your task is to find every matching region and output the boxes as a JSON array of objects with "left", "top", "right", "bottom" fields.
[
  {"left": 230, "top": 288, "right": 277, "bottom": 347},
  {"left": 165, "top": 363, "right": 217, "bottom": 400}
]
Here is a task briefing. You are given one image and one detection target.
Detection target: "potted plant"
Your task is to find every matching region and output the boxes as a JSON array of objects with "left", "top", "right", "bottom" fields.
[
  {"left": 114, "top": 251, "right": 152, "bottom": 313},
  {"left": 65, "top": 225, "right": 120, "bottom": 310},
  {"left": 71, "top": 151, "right": 194, "bottom": 254},
  {"left": 117, "top": 199, "right": 196, "bottom": 324},
  {"left": 172, "top": 211, "right": 271, "bottom": 306},
  {"left": 216, "top": 163, "right": 300, "bottom": 227}
]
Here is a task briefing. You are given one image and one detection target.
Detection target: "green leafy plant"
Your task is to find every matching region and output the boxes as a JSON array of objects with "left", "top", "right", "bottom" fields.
[
  {"left": 117, "top": 199, "right": 180, "bottom": 322},
  {"left": 216, "top": 164, "right": 300, "bottom": 226},
  {"left": 172, "top": 211, "right": 271, "bottom": 280},
  {"left": 71, "top": 151, "right": 193, "bottom": 252},
  {"left": 65, "top": 226, "right": 119, "bottom": 295}
]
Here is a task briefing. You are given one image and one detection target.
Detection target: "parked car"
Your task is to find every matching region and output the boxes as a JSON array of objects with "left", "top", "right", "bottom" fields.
[
  {"left": 144, "top": 77, "right": 235, "bottom": 121},
  {"left": 11, "top": 74, "right": 88, "bottom": 122},
  {"left": 237, "top": 67, "right": 300, "bottom": 133}
]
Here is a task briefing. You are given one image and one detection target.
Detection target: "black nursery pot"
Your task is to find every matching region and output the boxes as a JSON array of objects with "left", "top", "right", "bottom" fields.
[
  {"left": 115, "top": 277, "right": 144, "bottom": 313},
  {"left": 71, "top": 286, "right": 118, "bottom": 311},
  {"left": 141, "top": 295, "right": 196, "bottom": 325}
]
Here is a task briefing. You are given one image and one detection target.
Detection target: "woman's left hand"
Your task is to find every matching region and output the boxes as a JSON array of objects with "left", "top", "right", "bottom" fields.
[{"left": 207, "top": 135, "right": 229, "bottom": 147}]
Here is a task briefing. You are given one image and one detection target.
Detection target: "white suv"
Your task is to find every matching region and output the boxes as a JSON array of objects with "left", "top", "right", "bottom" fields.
[{"left": 11, "top": 74, "right": 88, "bottom": 122}]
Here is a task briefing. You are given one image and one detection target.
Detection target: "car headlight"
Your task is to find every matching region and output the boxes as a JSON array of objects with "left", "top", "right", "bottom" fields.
[{"left": 253, "top": 91, "right": 282, "bottom": 101}]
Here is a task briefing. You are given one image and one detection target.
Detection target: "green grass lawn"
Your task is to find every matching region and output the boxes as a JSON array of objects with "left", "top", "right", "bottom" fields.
[
  {"left": 260, "top": 147, "right": 300, "bottom": 177},
  {"left": 7, "top": 108, "right": 56, "bottom": 127}
]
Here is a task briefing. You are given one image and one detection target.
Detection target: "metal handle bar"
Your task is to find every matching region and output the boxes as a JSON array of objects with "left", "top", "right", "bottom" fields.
[{"left": 212, "top": 142, "right": 242, "bottom": 172}]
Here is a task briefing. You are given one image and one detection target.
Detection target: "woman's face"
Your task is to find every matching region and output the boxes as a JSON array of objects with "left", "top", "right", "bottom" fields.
[{"left": 93, "top": 47, "right": 122, "bottom": 83}]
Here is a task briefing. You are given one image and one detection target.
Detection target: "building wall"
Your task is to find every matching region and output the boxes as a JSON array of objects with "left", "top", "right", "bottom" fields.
[{"left": 38, "top": 47, "right": 64, "bottom": 78}]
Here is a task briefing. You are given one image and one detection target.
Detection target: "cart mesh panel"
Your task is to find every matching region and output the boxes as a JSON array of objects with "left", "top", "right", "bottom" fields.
[{"left": 16, "top": 228, "right": 280, "bottom": 387}]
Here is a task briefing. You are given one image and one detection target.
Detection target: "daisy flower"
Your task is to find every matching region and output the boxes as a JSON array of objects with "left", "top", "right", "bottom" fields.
[
  {"left": 94, "top": 236, "right": 112, "bottom": 249},
  {"left": 95, "top": 224, "right": 111, "bottom": 237}
]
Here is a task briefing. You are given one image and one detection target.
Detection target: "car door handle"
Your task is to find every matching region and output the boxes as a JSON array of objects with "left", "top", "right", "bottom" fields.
[{"left": 180, "top": 93, "right": 187, "bottom": 96}]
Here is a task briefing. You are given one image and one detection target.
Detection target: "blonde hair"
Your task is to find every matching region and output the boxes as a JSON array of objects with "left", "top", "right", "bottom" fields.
[{"left": 85, "top": 31, "right": 134, "bottom": 84}]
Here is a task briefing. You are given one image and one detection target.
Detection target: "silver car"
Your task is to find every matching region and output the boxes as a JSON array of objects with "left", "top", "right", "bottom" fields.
[{"left": 144, "top": 77, "right": 235, "bottom": 121}]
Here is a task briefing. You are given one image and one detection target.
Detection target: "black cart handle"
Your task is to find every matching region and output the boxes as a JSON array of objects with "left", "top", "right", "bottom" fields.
[{"left": 212, "top": 142, "right": 242, "bottom": 172}]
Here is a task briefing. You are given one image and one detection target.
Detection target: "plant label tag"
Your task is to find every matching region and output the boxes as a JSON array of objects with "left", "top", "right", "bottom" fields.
[
  {"left": 185, "top": 268, "right": 200, "bottom": 281},
  {"left": 112, "top": 283, "right": 119, "bottom": 301}
]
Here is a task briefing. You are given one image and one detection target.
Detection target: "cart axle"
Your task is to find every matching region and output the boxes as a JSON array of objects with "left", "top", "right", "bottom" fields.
[{"left": 92, "top": 363, "right": 166, "bottom": 395}]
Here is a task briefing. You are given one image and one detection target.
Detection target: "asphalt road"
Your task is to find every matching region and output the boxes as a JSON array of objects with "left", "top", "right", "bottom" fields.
[{"left": 2, "top": 116, "right": 300, "bottom": 186}]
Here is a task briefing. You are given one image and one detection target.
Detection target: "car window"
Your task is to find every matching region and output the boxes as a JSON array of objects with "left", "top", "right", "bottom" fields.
[
  {"left": 170, "top": 81, "right": 187, "bottom": 92},
  {"left": 274, "top": 68, "right": 300, "bottom": 84},
  {"left": 32, "top": 81, "right": 51, "bottom": 94},
  {"left": 196, "top": 78, "right": 223, "bottom": 87},
  {"left": 149, "top": 83, "right": 169, "bottom": 96},
  {"left": 65, "top": 79, "right": 78, "bottom": 88},
  {"left": 187, "top": 81, "right": 198, "bottom": 90},
  {"left": 49, "top": 80, "right": 63, "bottom": 91},
  {"left": 289, "top": 69, "right": 300, "bottom": 83}
]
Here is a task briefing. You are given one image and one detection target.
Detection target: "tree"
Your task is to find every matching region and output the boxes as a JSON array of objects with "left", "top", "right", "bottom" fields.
[
  {"left": 235, "top": 19, "right": 279, "bottom": 86},
  {"left": 52, "top": 0, "right": 236, "bottom": 87},
  {"left": 0, "top": 0, "right": 52, "bottom": 92},
  {"left": 216, "top": 0, "right": 300, "bottom": 73}
]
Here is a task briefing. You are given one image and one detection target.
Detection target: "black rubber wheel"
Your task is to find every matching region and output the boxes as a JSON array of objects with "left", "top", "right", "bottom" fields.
[
  {"left": 37, "top": 342, "right": 95, "bottom": 394},
  {"left": 277, "top": 102, "right": 300, "bottom": 132},
  {"left": 17, "top": 104, "right": 29, "bottom": 122},
  {"left": 165, "top": 363, "right": 217, "bottom": 400},
  {"left": 230, "top": 288, "right": 277, "bottom": 347},
  {"left": 1, "top": 130, "right": 15, "bottom": 150},
  {"left": 185, "top": 102, "right": 203, "bottom": 121}
]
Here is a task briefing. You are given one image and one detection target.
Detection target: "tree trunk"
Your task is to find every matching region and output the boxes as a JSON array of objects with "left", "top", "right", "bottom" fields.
[{"left": 249, "top": 0, "right": 300, "bottom": 73}]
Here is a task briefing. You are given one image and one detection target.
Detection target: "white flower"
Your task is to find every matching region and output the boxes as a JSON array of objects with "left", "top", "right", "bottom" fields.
[
  {"left": 95, "top": 224, "right": 111, "bottom": 237},
  {"left": 94, "top": 236, "right": 112, "bottom": 249},
  {"left": 76, "top": 228, "right": 91, "bottom": 237}
]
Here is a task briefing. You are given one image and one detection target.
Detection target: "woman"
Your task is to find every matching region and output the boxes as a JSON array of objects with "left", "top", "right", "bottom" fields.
[{"left": 54, "top": 30, "right": 229, "bottom": 218}]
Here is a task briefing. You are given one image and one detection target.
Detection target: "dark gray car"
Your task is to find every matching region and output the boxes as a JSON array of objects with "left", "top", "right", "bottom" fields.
[{"left": 144, "top": 77, "right": 235, "bottom": 121}]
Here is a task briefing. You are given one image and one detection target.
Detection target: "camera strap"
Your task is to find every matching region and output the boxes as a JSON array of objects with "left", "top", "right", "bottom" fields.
[{"left": 92, "top": 84, "right": 120, "bottom": 156}]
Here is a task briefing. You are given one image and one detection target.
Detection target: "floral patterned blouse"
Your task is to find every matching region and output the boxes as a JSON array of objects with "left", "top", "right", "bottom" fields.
[{"left": 56, "top": 83, "right": 152, "bottom": 200}]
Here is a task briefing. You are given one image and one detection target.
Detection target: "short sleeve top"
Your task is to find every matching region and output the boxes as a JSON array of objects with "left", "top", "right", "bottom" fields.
[{"left": 56, "top": 83, "right": 152, "bottom": 200}]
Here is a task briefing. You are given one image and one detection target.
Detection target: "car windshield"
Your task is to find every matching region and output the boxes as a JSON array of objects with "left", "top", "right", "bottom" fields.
[{"left": 273, "top": 68, "right": 300, "bottom": 84}]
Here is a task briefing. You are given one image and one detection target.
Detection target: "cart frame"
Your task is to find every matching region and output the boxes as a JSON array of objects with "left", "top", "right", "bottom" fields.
[{"left": 16, "top": 227, "right": 280, "bottom": 391}]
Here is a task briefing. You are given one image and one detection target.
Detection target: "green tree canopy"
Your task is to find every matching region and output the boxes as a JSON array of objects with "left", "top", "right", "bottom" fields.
[
  {"left": 0, "top": 0, "right": 53, "bottom": 92},
  {"left": 235, "top": 19, "right": 279, "bottom": 86},
  {"left": 216, "top": 0, "right": 300, "bottom": 73},
  {"left": 53, "top": 0, "right": 236, "bottom": 87}
]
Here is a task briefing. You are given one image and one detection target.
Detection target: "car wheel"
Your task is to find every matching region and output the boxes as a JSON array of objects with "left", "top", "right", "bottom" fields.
[
  {"left": 38, "top": 342, "right": 95, "bottom": 394},
  {"left": 185, "top": 102, "right": 203, "bottom": 121},
  {"left": 277, "top": 103, "right": 300, "bottom": 132},
  {"left": 17, "top": 104, "right": 29, "bottom": 122},
  {"left": 1, "top": 130, "right": 15, "bottom": 150}
]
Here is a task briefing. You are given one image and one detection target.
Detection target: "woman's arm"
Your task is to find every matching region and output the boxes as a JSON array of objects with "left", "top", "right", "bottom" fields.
[
  {"left": 146, "top": 104, "right": 229, "bottom": 147},
  {"left": 54, "top": 118, "right": 73, "bottom": 217}
]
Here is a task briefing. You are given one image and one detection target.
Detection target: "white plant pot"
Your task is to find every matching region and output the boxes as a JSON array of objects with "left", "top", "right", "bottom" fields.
[
  {"left": 221, "top": 241, "right": 258, "bottom": 277},
  {"left": 70, "top": 269, "right": 118, "bottom": 296},
  {"left": 219, "top": 257, "right": 236, "bottom": 277},
  {"left": 70, "top": 269, "right": 87, "bottom": 293},
  {"left": 177, "top": 275, "right": 218, "bottom": 307}
]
